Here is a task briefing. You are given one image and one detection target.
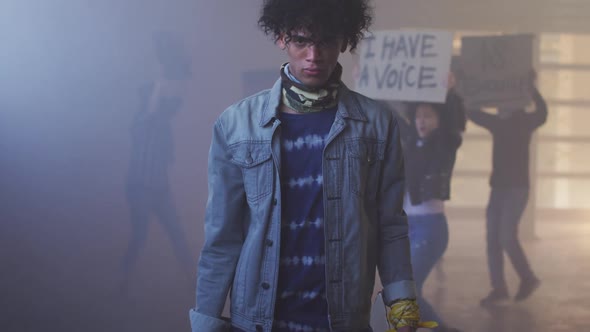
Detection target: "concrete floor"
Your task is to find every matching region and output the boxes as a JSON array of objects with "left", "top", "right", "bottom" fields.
[
  {"left": 2, "top": 213, "right": 589, "bottom": 332},
  {"left": 413, "top": 218, "right": 590, "bottom": 332}
]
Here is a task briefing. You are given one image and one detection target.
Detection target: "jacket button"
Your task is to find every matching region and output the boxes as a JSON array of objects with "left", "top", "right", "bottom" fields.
[
  {"left": 265, "top": 239, "right": 273, "bottom": 247},
  {"left": 261, "top": 282, "right": 270, "bottom": 290},
  {"left": 245, "top": 156, "right": 253, "bottom": 164},
  {"left": 255, "top": 325, "right": 263, "bottom": 332},
  {"left": 272, "top": 198, "right": 278, "bottom": 206}
]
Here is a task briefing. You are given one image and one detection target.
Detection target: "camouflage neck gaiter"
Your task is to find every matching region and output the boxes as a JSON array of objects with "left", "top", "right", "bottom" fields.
[{"left": 280, "top": 62, "right": 342, "bottom": 113}]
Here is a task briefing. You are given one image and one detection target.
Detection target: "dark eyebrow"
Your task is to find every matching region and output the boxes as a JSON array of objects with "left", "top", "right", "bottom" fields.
[{"left": 291, "top": 35, "right": 313, "bottom": 42}]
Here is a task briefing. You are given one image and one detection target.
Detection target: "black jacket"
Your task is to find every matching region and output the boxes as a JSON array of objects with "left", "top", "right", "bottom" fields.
[
  {"left": 403, "top": 128, "right": 462, "bottom": 205},
  {"left": 468, "top": 88, "right": 547, "bottom": 188},
  {"left": 392, "top": 89, "right": 466, "bottom": 206}
]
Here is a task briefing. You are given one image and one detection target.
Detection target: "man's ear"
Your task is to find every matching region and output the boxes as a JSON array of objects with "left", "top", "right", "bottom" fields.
[{"left": 277, "top": 34, "right": 287, "bottom": 50}]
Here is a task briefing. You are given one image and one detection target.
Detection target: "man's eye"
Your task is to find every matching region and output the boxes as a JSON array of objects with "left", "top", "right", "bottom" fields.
[{"left": 292, "top": 36, "right": 310, "bottom": 46}]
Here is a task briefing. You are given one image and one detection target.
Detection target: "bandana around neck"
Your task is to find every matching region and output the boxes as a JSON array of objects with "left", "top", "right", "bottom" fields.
[{"left": 280, "top": 62, "right": 342, "bottom": 113}]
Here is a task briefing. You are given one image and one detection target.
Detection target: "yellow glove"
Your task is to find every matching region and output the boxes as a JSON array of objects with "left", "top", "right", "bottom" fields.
[{"left": 385, "top": 299, "right": 438, "bottom": 332}]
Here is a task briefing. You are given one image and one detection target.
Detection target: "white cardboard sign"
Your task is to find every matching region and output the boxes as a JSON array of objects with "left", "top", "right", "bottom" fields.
[{"left": 355, "top": 30, "right": 454, "bottom": 103}]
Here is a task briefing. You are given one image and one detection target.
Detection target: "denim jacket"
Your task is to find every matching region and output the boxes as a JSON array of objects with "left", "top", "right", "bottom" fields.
[{"left": 190, "top": 79, "right": 416, "bottom": 332}]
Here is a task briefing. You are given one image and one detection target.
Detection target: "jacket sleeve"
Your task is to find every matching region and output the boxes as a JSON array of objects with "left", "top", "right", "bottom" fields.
[
  {"left": 393, "top": 109, "right": 414, "bottom": 149},
  {"left": 190, "top": 119, "right": 246, "bottom": 332},
  {"left": 467, "top": 108, "right": 498, "bottom": 131},
  {"left": 446, "top": 89, "right": 467, "bottom": 133},
  {"left": 526, "top": 87, "right": 548, "bottom": 130},
  {"left": 377, "top": 117, "right": 417, "bottom": 305},
  {"left": 422, "top": 132, "right": 462, "bottom": 202}
]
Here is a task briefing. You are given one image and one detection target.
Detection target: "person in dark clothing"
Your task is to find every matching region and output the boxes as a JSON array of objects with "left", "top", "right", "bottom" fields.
[
  {"left": 398, "top": 98, "right": 463, "bottom": 332},
  {"left": 122, "top": 31, "right": 193, "bottom": 282},
  {"left": 469, "top": 71, "right": 547, "bottom": 305}
]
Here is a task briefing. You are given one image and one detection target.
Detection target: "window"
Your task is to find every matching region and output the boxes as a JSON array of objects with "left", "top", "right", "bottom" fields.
[{"left": 450, "top": 32, "right": 590, "bottom": 210}]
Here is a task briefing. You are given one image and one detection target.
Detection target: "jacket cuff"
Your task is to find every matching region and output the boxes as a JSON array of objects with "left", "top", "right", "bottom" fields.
[
  {"left": 189, "top": 308, "right": 231, "bottom": 332},
  {"left": 382, "top": 280, "right": 417, "bottom": 306}
]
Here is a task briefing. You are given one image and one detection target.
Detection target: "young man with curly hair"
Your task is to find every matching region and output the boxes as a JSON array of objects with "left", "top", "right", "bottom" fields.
[{"left": 191, "top": 1, "right": 422, "bottom": 331}]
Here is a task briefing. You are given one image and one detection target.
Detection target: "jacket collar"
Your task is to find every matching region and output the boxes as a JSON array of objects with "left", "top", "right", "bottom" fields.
[{"left": 259, "top": 78, "right": 368, "bottom": 127}]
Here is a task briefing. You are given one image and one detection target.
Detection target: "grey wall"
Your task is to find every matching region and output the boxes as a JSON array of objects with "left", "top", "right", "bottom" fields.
[{"left": 0, "top": 1, "right": 286, "bottom": 331}]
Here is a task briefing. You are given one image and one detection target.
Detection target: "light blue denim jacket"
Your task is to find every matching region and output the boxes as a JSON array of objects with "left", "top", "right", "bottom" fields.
[{"left": 190, "top": 78, "right": 416, "bottom": 332}]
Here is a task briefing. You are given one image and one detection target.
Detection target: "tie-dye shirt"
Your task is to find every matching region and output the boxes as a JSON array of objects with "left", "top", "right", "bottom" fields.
[{"left": 272, "top": 108, "right": 336, "bottom": 332}]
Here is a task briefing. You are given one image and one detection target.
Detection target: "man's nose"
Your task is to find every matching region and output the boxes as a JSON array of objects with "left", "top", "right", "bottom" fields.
[{"left": 306, "top": 44, "right": 322, "bottom": 62}]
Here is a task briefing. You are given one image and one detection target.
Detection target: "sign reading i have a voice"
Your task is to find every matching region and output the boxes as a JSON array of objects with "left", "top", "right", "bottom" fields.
[{"left": 355, "top": 30, "right": 454, "bottom": 103}]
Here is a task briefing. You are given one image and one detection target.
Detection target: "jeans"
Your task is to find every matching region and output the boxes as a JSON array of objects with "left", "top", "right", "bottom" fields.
[
  {"left": 486, "top": 187, "right": 536, "bottom": 291},
  {"left": 408, "top": 213, "right": 449, "bottom": 326}
]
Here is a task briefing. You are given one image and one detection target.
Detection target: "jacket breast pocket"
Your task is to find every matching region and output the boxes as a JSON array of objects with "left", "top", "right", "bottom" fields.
[
  {"left": 346, "top": 138, "right": 385, "bottom": 198},
  {"left": 230, "top": 142, "right": 273, "bottom": 203}
]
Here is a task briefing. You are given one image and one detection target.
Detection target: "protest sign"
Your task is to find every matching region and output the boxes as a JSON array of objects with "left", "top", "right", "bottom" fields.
[
  {"left": 355, "top": 30, "right": 454, "bottom": 103},
  {"left": 456, "top": 34, "right": 533, "bottom": 109}
]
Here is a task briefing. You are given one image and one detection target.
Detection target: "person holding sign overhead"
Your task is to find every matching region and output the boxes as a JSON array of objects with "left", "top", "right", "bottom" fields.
[
  {"left": 398, "top": 97, "right": 464, "bottom": 332},
  {"left": 191, "top": 1, "right": 435, "bottom": 331},
  {"left": 469, "top": 70, "right": 546, "bottom": 306}
]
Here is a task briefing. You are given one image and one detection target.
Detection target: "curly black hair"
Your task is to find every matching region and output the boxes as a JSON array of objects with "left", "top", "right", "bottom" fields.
[{"left": 258, "top": 0, "right": 373, "bottom": 52}]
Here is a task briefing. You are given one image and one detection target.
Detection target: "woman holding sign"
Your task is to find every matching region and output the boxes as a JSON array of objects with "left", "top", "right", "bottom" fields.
[{"left": 401, "top": 99, "right": 464, "bottom": 332}]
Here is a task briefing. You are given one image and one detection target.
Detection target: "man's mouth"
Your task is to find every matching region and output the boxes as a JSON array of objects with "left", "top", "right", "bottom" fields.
[{"left": 304, "top": 68, "right": 323, "bottom": 75}]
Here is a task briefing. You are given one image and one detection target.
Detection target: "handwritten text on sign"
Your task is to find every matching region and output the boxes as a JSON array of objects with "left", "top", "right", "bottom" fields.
[{"left": 355, "top": 30, "right": 453, "bottom": 102}]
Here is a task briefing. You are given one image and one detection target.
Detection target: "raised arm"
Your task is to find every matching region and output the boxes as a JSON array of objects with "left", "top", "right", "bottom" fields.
[
  {"left": 467, "top": 106, "right": 499, "bottom": 131},
  {"left": 446, "top": 88, "right": 467, "bottom": 133},
  {"left": 526, "top": 86, "right": 548, "bottom": 130}
]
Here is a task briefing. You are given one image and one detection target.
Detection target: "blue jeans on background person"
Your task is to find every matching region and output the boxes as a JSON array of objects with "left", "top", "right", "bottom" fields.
[
  {"left": 408, "top": 213, "right": 449, "bottom": 326},
  {"left": 486, "top": 187, "right": 536, "bottom": 292}
]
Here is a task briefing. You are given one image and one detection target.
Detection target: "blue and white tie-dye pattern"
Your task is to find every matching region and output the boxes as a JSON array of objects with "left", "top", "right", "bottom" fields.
[
  {"left": 283, "top": 135, "right": 328, "bottom": 152},
  {"left": 273, "top": 108, "right": 336, "bottom": 331}
]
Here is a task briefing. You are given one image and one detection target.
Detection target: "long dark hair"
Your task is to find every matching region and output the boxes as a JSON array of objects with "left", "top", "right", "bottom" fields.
[{"left": 408, "top": 101, "right": 463, "bottom": 147}]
